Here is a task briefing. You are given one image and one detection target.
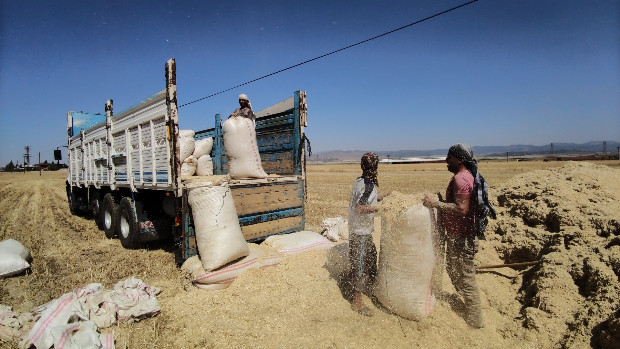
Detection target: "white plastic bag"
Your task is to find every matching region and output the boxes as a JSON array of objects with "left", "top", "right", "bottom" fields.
[
  {"left": 196, "top": 155, "right": 214, "bottom": 176},
  {"left": 193, "top": 137, "right": 213, "bottom": 158},
  {"left": 187, "top": 180, "right": 250, "bottom": 271},
  {"left": 0, "top": 239, "right": 30, "bottom": 278},
  {"left": 321, "top": 217, "right": 349, "bottom": 242},
  {"left": 262, "top": 231, "right": 333, "bottom": 255},
  {"left": 0, "top": 253, "right": 30, "bottom": 278},
  {"left": 222, "top": 117, "right": 267, "bottom": 178},
  {"left": 179, "top": 129, "right": 195, "bottom": 161},
  {"left": 182, "top": 243, "right": 282, "bottom": 290},
  {"left": 0, "top": 239, "right": 30, "bottom": 260},
  {"left": 181, "top": 155, "right": 198, "bottom": 176}
]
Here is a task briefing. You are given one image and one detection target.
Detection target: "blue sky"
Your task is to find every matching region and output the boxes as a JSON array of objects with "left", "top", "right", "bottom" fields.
[{"left": 1, "top": 0, "right": 618, "bottom": 165}]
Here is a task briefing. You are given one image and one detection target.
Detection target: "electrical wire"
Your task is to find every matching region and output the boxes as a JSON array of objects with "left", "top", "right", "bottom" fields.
[{"left": 179, "top": 0, "right": 479, "bottom": 108}]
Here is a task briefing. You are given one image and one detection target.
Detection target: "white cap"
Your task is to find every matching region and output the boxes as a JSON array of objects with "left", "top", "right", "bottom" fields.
[{"left": 238, "top": 94, "right": 249, "bottom": 101}]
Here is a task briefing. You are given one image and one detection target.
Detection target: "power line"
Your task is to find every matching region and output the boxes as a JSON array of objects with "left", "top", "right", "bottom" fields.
[{"left": 179, "top": 0, "right": 479, "bottom": 108}]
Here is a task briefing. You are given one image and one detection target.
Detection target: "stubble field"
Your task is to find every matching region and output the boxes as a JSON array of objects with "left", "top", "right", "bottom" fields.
[{"left": 1, "top": 160, "right": 619, "bottom": 348}]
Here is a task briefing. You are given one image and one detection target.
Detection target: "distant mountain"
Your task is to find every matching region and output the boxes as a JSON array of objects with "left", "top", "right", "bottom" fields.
[{"left": 310, "top": 141, "right": 620, "bottom": 162}]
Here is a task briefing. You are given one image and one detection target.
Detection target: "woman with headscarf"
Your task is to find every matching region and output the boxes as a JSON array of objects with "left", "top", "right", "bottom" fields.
[
  {"left": 423, "top": 143, "right": 483, "bottom": 328},
  {"left": 347, "top": 152, "right": 390, "bottom": 316}
]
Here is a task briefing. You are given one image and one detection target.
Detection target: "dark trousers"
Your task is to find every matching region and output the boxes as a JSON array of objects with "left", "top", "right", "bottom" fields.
[
  {"left": 348, "top": 234, "right": 377, "bottom": 294},
  {"left": 446, "top": 235, "right": 483, "bottom": 328}
]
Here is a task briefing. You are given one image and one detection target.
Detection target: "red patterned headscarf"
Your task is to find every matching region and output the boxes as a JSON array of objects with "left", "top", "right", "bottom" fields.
[{"left": 361, "top": 152, "right": 379, "bottom": 187}]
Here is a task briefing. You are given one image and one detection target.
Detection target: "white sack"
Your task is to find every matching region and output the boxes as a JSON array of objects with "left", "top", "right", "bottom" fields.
[
  {"left": 374, "top": 204, "right": 436, "bottom": 320},
  {"left": 321, "top": 217, "right": 349, "bottom": 242},
  {"left": 262, "top": 231, "right": 333, "bottom": 255},
  {"left": 23, "top": 278, "right": 159, "bottom": 349},
  {"left": 196, "top": 155, "right": 214, "bottom": 176},
  {"left": 222, "top": 117, "right": 267, "bottom": 179},
  {"left": 0, "top": 239, "right": 30, "bottom": 261},
  {"left": 0, "top": 304, "right": 33, "bottom": 342},
  {"left": 193, "top": 137, "right": 213, "bottom": 158},
  {"left": 187, "top": 181, "right": 250, "bottom": 271},
  {"left": 325, "top": 242, "right": 350, "bottom": 279},
  {"left": 179, "top": 129, "right": 195, "bottom": 161},
  {"left": 182, "top": 243, "right": 282, "bottom": 290},
  {"left": 181, "top": 155, "right": 198, "bottom": 176},
  {"left": 0, "top": 253, "right": 29, "bottom": 278}
]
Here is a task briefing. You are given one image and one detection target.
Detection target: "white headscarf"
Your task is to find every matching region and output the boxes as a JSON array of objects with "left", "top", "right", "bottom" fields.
[{"left": 238, "top": 94, "right": 252, "bottom": 109}]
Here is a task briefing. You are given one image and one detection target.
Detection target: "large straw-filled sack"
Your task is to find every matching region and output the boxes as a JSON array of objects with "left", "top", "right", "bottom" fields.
[
  {"left": 222, "top": 117, "right": 267, "bottom": 179},
  {"left": 181, "top": 155, "right": 198, "bottom": 176},
  {"left": 325, "top": 242, "right": 350, "bottom": 279},
  {"left": 179, "top": 129, "right": 195, "bottom": 161},
  {"left": 182, "top": 243, "right": 282, "bottom": 290},
  {"left": 374, "top": 192, "right": 436, "bottom": 320},
  {"left": 187, "top": 178, "right": 250, "bottom": 271},
  {"left": 196, "top": 155, "right": 214, "bottom": 176},
  {"left": 193, "top": 137, "right": 213, "bottom": 158}
]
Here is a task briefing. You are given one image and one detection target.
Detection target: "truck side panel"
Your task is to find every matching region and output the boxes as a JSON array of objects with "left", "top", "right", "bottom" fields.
[{"left": 110, "top": 90, "right": 173, "bottom": 190}]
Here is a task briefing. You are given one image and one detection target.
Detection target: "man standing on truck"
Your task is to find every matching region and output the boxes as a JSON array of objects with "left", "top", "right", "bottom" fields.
[
  {"left": 348, "top": 152, "right": 389, "bottom": 317},
  {"left": 422, "top": 143, "right": 483, "bottom": 328},
  {"left": 229, "top": 94, "right": 255, "bottom": 122}
]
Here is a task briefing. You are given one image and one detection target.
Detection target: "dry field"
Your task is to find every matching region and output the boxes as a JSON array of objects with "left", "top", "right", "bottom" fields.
[{"left": 1, "top": 160, "right": 619, "bottom": 348}]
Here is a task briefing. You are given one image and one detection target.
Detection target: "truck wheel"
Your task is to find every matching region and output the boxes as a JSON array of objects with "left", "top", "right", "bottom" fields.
[
  {"left": 67, "top": 188, "right": 79, "bottom": 215},
  {"left": 92, "top": 193, "right": 104, "bottom": 229},
  {"left": 117, "top": 197, "right": 141, "bottom": 249},
  {"left": 101, "top": 194, "right": 117, "bottom": 238}
]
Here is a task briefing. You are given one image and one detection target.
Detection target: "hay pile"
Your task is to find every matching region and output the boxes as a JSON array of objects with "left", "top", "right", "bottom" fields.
[{"left": 486, "top": 162, "right": 620, "bottom": 348}]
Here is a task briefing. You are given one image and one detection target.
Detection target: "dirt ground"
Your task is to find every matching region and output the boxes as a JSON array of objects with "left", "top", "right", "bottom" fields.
[{"left": 1, "top": 160, "right": 619, "bottom": 348}]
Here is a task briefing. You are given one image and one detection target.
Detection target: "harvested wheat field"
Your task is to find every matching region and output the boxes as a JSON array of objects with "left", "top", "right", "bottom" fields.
[{"left": 1, "top": 160, "right": 619, "bottom": 348}]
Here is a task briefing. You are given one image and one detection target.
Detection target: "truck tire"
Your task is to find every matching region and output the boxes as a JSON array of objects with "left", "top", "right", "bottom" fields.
[
  {"left": 67, "top": 187, "right": 79, "bottom": 215},
  {"left": 117, "top": 197, "right": 141, "bottom": 249},
  {"left": 92, "top": 193, "right": 104, "bottom": 229},
  {"left": 101, "top": 194, "right": 117, "bottom": 239}
]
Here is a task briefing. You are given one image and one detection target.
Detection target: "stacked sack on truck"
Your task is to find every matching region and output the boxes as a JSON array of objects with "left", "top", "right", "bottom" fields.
[
  {"left": 222, "top": 116, "right": 268, "bottom": 179},
  {"left": 0, "top": 239, "right": 31, "bottom": 278},
  {"left": 179, "top": 129, "right": 214, "bottom": 176}
]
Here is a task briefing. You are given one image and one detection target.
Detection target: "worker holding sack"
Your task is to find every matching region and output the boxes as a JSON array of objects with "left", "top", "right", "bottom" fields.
[
  {"left": 229, "top": 94, "right": 256, "bottom": 122},
  {"left": 423, "top": 143, "right": 483, "bottom": 328}
]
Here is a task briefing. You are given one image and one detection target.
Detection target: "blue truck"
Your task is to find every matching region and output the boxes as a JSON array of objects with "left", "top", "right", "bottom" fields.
[{"left": 66, "top": 58, "right": 308, "bottom": 264}]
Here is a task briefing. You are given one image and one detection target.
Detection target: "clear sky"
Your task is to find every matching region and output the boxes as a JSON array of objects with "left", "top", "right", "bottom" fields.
[{"left": 1, "top": 0, "right": 618, "bottom": 165}]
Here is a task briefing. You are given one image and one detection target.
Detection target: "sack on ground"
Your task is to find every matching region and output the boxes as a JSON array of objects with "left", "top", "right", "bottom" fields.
[
  {"left": 262, "top": 231, "right": 333, "bottom": 255},
  {"left": 0, "top": 239, "right": 30, "bottom": 261},
  {"left": 321, "top": 217, "right": 349, "bottom": 241},
  {"left": 187, "top": 179, "right": 250, "bottom": 271},
  {"left": 0, "top": 253, "right": 30, "bottom": 278},
  {"left": 196, "top": 155, "right": 214, "bottom": 176},
  {"left": 0, "top": 239, "right": 31, "bottom": 278},
  {"left": 325, "top": 242, "right": 349, "bottom": 278},
  {"left": 374, "top": 196, "right": 435, "bottom": 320},
  {"left": 193, "top": 137, "right": 213, "bottom": 158},
  {"left": 182, "top": 243, "right": 282, "bottom": 290},
  {"left": 222, "top": 117, "right": 267, "bottom": 179}
]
